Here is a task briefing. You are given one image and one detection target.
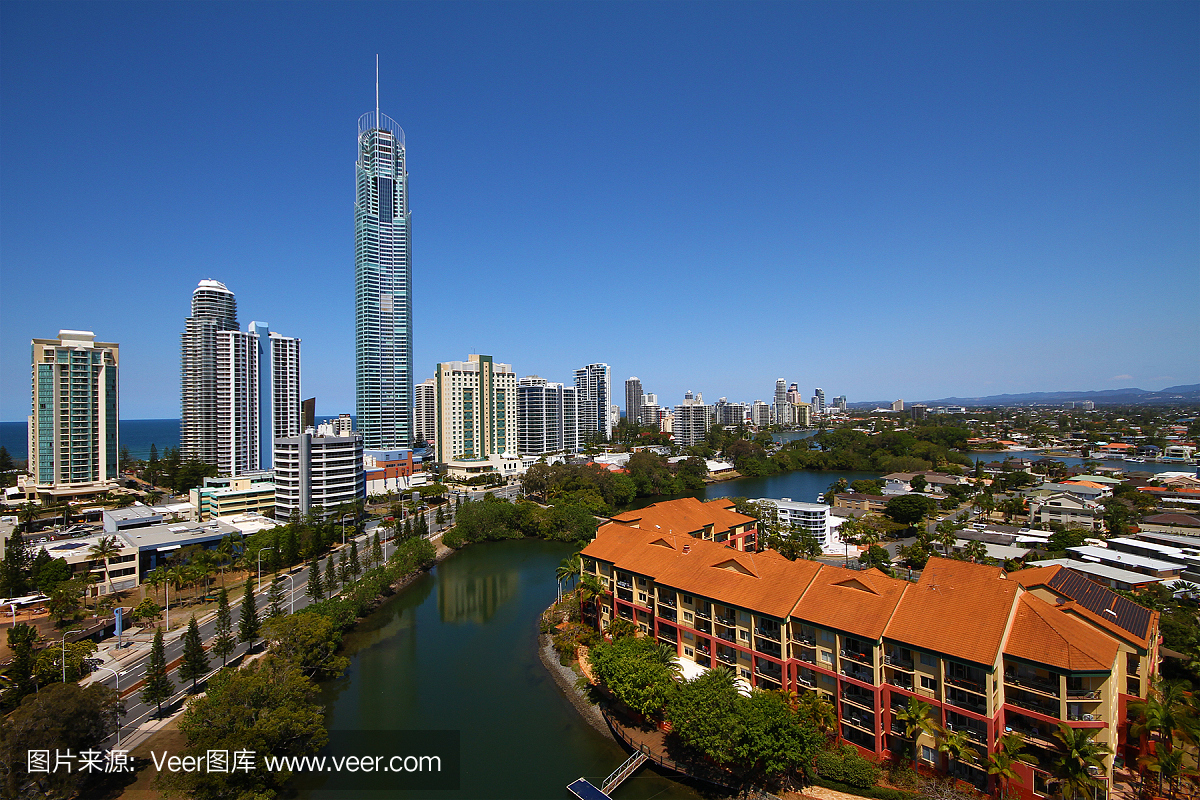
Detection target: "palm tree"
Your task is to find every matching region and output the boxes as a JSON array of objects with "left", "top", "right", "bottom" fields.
[
  {"left": 962, "top": 539, "right": 989, "bottom": 564},
  {"left": 215, "top": 535, "right": 238, "bottom": 586},
  {"left": 86, "top": 535, "right": 123, "bottom": 596},
  {"left": 799, "top": 690, "right": 837, "bottom": 739},
  {"left": 1168, "top": 580, "right": 1200, "bottom": 600},
  {"left": 1051, "top": 722, "right": 1111, "bottom": 800},
  {"left": 17, "top": 501, "right": 39, "bottom": 533},
  {"left": 649, "top": 642, "right": 683, "bottom": 679},
  {"left": 166, "top": 564, "right": 188, "bottom": 606},
  {"left": 577, "top": 574, "right": 605, "bottom": 625},
  {"left": 895, "top": 696, "right": 940, "bottom": 770},
  {"left": 938, "top": 728, "right": 978, "bottom": 775},
  {"left": 556, "top": 554, "right": 581, "bottom": 601},
  {"left": 1129, "top": 678, "right": 1186, "bottom": 752},
  {"left": 1138, "top": 746, "right": 1193, "bottom": 799},
  {"left": 988, "top": 731, "right": 1038, "bottom": 800}
]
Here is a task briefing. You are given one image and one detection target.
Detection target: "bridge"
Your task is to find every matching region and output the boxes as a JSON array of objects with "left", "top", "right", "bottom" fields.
[{"left": 567, "top": 747, "right": 649, "bottom": 800}]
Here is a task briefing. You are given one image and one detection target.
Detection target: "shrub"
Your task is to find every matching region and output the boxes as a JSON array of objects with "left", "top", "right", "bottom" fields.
[
  {"left": 815, "top": 744, "right": 881, "bottom": 790},
  {"left": 813, "top": 777, "right": 917, "bottom": 800}
]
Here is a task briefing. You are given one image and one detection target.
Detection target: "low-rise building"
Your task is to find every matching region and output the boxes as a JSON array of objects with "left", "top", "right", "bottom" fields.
[
  {"left": 34, "top": 533, "right": 139, "bottom": 595},
  {"left": 608, "top": 497, "right": 758, "bottom": 552},
  {"left": 189, "top": 472, "right": 275, "bottom": 521},
  {"left": 121, "top": 518, "right": 241, "bottom": 577},
  {"left": 881, "top": 472, "right": 968, "bottom": 495},
  {"left": 832, "top": 493, "right": 889, "bottom": 513},
  {"left": 760, "top": 498, "right": 845, "bottom": 554},
  {"left": 579, "top": 510, "right": 1159, "bottom": 797},
  {"left": 1027, "top": 491, "right": 1103, "bottom": 531}
]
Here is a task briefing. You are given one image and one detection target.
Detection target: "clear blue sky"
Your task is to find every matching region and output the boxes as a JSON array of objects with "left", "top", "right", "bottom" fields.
[{"left": 2, "top": 1, "right": 1197, "bottom": 421}]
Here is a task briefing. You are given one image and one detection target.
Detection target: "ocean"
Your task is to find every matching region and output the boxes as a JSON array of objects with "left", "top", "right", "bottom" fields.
[{"left": 1, "top": 419, "right": 180, "bottom": 463}]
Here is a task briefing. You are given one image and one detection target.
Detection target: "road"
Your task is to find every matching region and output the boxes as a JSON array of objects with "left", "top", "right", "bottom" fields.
[{"left": 88, "top": 501, "right": 459, "bottom": 749}]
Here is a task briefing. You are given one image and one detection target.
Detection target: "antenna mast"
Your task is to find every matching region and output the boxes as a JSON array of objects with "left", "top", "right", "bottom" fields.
[{"left": 375, "top": 54, "right": 380, "bottom": 128}]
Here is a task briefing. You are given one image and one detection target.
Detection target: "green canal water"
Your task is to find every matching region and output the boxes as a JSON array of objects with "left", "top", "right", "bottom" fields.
[{"left": 299, "top": 539, "right": 704, "bottom": 800}]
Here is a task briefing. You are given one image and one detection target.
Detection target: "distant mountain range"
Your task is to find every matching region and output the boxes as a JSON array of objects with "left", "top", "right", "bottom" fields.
[{"left": 850, "top": 384, "right": 1200, "bottom": 409}]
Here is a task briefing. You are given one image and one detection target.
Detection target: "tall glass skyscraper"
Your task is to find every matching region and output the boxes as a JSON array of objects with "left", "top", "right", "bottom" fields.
[{"left": 355, "top": 108, "right": 412, "bottom": 449}]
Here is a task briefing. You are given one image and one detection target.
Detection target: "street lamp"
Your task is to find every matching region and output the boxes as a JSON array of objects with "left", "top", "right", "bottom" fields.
[
  {"left": 340, "top": 513, "right": 353, "bottom": 546},
  {"left": 93, "top": 665, "right": 127, "bottom": 746},
  {"left": 61, "top": 629, "right": 80, "bottom": 683},
  {"left": 283, "top": 574, "right": 296, "bottom": 615},
  {"left": 257, "top": 547, "right": 275, "bottom": 587}
]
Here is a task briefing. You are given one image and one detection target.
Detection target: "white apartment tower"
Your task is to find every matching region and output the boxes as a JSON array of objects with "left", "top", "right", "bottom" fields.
[
  {"left": 181, "top": 280, "right": 238, "bottom": 465},
  {"left": 574, "top": 363, "right": 612, "bottom": 442},
  {"left": 414, "top": 378, "right": 437, "bottom": 445},
  {"left": 673, "top": 391, "right": 713, "bottom": 448},
  {"left": 434, "top": 355, "right": 517, "bottom": 462},
  {"left": 517, "top": 376, "right": 579, "bottom": 456}
]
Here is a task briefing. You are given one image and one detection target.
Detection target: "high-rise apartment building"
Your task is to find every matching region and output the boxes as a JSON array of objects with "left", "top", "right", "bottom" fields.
[
  {"left": 574, "top": 363, "right": 612, "bottom": 442},
  {"left": 434, "top": 355, "right": 517, "bottom": 462},
  {"left": 215, "top": 321, "right": 301, "bottom": 476},
  {"left": 834, "top": 395, "right": 847, "bottom": 411},
  {"left": 673, "top": 392, "right": 713, "bottom": 448},
  {"left": 181, "top": 280, "right": 238, "bottom": 465},
  {"left": 517, "top": 376, "right": 579, "bottom": 456},
  {"left": 414, "top": 378, "right": 436, "bottom": 446},
  {"left": 713, "top": 398, "right": 749, "bottom": 427},
  {"left": 29, "top": 331, "right": 119, "bottom": 501},
  {"left": 773, "top": 379, "right": 788, "bottom": 426},
  {"left": 624, "top": 377, "right": 643, "bottom": 426},
  {"left": 274, "top": 431, "right": 365, "bottom": 521},
  {"left": 355, "top": 103, "right": 412, "bottom": 450},
  {"left": 752, "top": 400, "right": 772, "bottom": 428},
  {"left": 180, "top": 281, "right": 300, "bottom": 475},
  {"left": 813, "top": 388, "right": 825, "bottom": 415}
]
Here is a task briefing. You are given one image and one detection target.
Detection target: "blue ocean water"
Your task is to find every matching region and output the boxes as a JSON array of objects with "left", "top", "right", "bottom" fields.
[{"left": 0, "top": 419, "right": 180, "bottom": 462}]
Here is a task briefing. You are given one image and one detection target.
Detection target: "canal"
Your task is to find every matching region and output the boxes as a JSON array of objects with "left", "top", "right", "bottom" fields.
[{"left": 300, "top": 539, "right": 703, "bottom": 799}]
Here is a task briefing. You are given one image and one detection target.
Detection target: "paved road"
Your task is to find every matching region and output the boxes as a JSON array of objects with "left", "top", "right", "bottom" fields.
[{"left": 88, "top": 503, "right": 458, "bottom": 748}]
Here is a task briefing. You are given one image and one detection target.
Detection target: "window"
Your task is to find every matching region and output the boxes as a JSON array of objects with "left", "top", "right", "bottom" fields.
[
  {"left": 741, "top": 669, "right": 751, "bottom": 679},
  {"left": 821, "top": 629, "right": 835, "bottom": 644},
  {"left": 821, "top": 651, "right": 834, "bottom": 664},
  {"left": 921, "top": 676, "right": 937, "bottom": 691},
  {"left": 682, "top": 594, "right": 693, "bottom": 605},
  {"left": 684, "top": 647, "right": 693, "bottom": 657},
  {"left": 740, "top": 630, "right": 749, "bottom": 641},
  {"left": 920, "top": 653, "right": 937, "bottom": 667},
  {"left": 683, "top": 612, "right": 693, "bottom": 623},
  {"left": 921, "top": 746, "right": 937, "bottom": 764},
  {"left": 638, "top": 592, "right": 647, "bottom": 603}
]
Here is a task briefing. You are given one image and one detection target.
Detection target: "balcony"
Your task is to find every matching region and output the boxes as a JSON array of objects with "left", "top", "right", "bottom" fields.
[
  {"left": 794, "top": 634, "right": 816, "bottom": 646},
  {"left": 694, "top": 619, "right": 712, "bottom": 634},
  {"left": 884, "top": 653, "right": 915, "bottom": 671},
  {"left": 1066, "top": 711, "right": 1103, "bottom": 722},
  {"left": 694, "top": 608, "right": 712, "bottom": 621},
  {"left": 617, "top": 589, "right": 633, "bottom": 603},
  {"left": 756, "top": 664, "right": 783, "bottom": 683},
  {"left": 657, "top": 595, "right": 676, "bottom": 608},
  {"left": 716, "top": 629, "right": 736, "bottom": 643},
  {"left": 1007, "top": 691, "right": 1059, "bottom": 717},
  {"left": 755, "top": 638, "right": 782, "bottom": 659},
  {"left": 798, "top": 647, "right": 818, "bottom": 665},
  {"left": 946, "top": 693, "right": 987, "bottom": 715},
  {"left": 717, "top": 651, "right": 737, "bottom": 666},
  {"left": 1066, "top": 688, "right": 1101, "bottom": 700},
  {"left": 842, "top": 708, "right": 876, "bottom": 733},
  {"left": 842, "top": 649, "right": 872, "bottom": 665},
  {"left": 695, "top": 655, "right": 710, "bottom": 668},
  {"left": 841, "top": 665, "right": 873, "bottom": 684},
  {"left": 1005, "top": 671, "right": 1060, "bottom": 698},
  {"left": 716, "top": 615, "right": 736, "bottom": 627},
  {"left": 657, "top": 606, "right": 677, "bottom": 623},
  {"left": 616, "top": 579, "right": 632, "bottom": 589},
  {"left": 946, "top": 674, "right": 986, "bottom": 695},
  {"left": 841, "top": 690, "right": 874, "bottom": 710},
  {"left": 755, "top": 626, "right": 781, "bottom": 641},
  {"left": 696, "top": 644, "right": 711, "bottom": 656},
  {"left": 887, "top": 675, "right": 914, "bottom": 691}
]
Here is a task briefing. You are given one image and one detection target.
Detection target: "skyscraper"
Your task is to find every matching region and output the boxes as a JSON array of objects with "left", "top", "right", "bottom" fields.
[
  {"left": 181, "top": 280, "right": 238, "bottom": 465},
  {"left": 624, "top": 377, "right": 643, "bottom": 426},
  {"left": 574, "top": 363, "right": 612, "bottom": 441},
  {"left": 517, "top": 376, "right": 579, "bottom": 456},
  {"left": 355, "top": 97, "right": 412, "bottom": 450},
  {"left": 29, "top": 331, "right": 119, "bottom": 501},
  {"left": 181, "top": 281, "right": 300, "bottom": 475},
  {"left": 414, "top": 378, "right": 436, "bottom": 446},
  {"left": 434, "top": 355, "right": 517, "bottom": 462},
  {"left": 673, "top": 391, "right": 713, "bottom": 448}
]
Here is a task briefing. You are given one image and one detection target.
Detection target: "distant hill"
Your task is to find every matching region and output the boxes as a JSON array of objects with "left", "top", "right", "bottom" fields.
[{"left": 850, "top": 384, "right": 1200, "bottom": 409}]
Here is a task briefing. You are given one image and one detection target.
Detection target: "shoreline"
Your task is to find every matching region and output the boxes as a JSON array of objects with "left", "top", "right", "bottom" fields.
[{"left": 536, "top": 633, "right": 610, "bottom": 737}]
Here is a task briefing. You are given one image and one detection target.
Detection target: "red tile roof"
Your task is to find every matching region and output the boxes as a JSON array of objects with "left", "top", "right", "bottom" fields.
[
  {"left": 610, "top": 496, "right": 755, "bottom": 538},
  {"left": 1005, "top": 593, "right": 1118, "bottom": 672}
]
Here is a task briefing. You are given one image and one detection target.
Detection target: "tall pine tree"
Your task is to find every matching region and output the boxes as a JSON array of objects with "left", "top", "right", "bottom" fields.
[
  {"left": 306, "top": 558, "right": 324, "bottom": 601},
  {"left": 179, "top": 615, "right": 209, "bottom": 691},
  {"left": 324, "top": 558, "right": 336, "bottom": 596},
  {"left": 267, "top": 575, "right": 285, "bottom": 618},
  {"left": 349, "top": 540, "right": 361, "bottom": 579},
  {"left": 141, "top": 626, "right": 174, "bottom": 716},
  {"left": 212, "top": 587, "right": 235, "bottom": 666},
  {"left": 238, "top": 579, "right": 259, "bottom": 650},
  {"left": 371, "top": 531, "right": 383, "bottom": 568}
]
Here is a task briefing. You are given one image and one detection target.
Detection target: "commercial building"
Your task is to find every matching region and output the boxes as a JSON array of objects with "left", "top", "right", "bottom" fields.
[
  {"left": 434, "top": 355, "right": 518, "bottom": 463},
  {"left": 190, "top": 473, "right": 276, "bottom": 521},
  {"left": 516, "top": 376, "right": 579, "bottom": 456},
  {"left": 624, "top": 377, "right": 642, "bottom": 425},
  {"left": 574, "top": 363, "right": 612, "bottom": 442},
  {"left": 891, "top": 399, "right": 905, "bottom": 412},
  {"left": 274, "top": 431, "right": 365, "bottom": 520},
  {"left": 673, "top": 392, "right": 713, "bottom": 448},
  {"left": 181, "top": 280, "right": 238, "bottom": 466},
  {"left": 414, "top": 379, "right": 436, "bottom": 444},
  {"left": 364, "top": 448, "right": 421, "bottom": 495},
  {"left": 28, "top": 331, "right": 120, "bottom": 502},
  {"left": 581, "top": 509, "right": 1159, "bottom": 797},
  {"left": 120, "top": 517, "right": 242, "bottom": 577},
  {"left": 355, "top": 103, "right": 413, "bottom": 450},
  {"left": 751, "top": 400, "right": 772, "bottom": 428},
  {"left": 317, "top": 414, "right": 354, "bottom": 437},
  {"left": 34, "top": 533, "right": 139, "bottom": 595}
]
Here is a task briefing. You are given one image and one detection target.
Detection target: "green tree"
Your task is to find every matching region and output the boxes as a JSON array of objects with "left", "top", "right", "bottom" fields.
[
  {"left": 0, "top": 683, "right": 121, "bottom": 800},
  {"left": 266, "top": 575, "right": 285, "bottom": 618},
  {"left": 324, "top": 557, "right": 337, "bottom": 596},
  {"left": 371, "top": 530, "right": 384, "bottom": 568},
  {"left": 4, "top": 623, "right": 38, "bottom": 707},
  {"left": 262, "top": 613, "right": 350, "bottom": 679},
  {"left": 178, "top": 615, "right": 210, "bottom": 691},
  {"left": 666, "top": 667, "right": 742, "bottom": 766},
  {"left": 738, "top": 689, "right": 823, "bottom": 784},
  {"left": 988, "top": 731, "right": 1038, "bottom": 800},
  {"left": 157, "top": 655, "right": 328, "bottom": 799},
  {"left": 141, "top": 626, "right": 174, "bottom": 717},
  {"left": 1051, "top": 722, "right": 1110, "bottom": 800},
  {"left": 86, "top": 535, "right": 123, "bottom": 596},
  {"left": 587, "top": 635, "right": 678, "bottom": 718},
  {"left": 212, "top": 587, "right": 236, "bottom": 666},
  {"left": 894, "top": 696, "right": 940, "bottom": 770},
  {"left": 348, "top": 539, "right": 361, "bottom": 579},
  {"left": 0, "top": 531, "right": 30, "bottom": 597},
  {"left": 885, "top": 494, "right": 936, "bottom": 528},
  {"left": 238, "top": 579, "right": 259, "bottom": 649},
  {"left": 306, "top": 558, "right": 324, "bottom": 601}
]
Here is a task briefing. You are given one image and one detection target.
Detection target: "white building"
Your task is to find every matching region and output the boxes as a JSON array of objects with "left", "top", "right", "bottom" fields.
[
  {"left": 516, "top": 376, "right": 579, "bottom": 456},
  {"left": 28, "top": 331, "right": 120, "bottom": 502},
  {"left": 673, "top": 392, "right": 713, "bottom": 448},
  {"left": 435, "top": 355, "right": 518, "bottom": 462},
  {"left": 574, "top": 363, "right": 613, "bottom": 442},
  {"left": 216, "top": 321, "right": 301, "bottom": 476},
  {"left": 760, "top": 498, "right": 845, "bottom": 554},
  {"left": 414, "top": 379, "right": 437, "bottom": 445},
  {"left": 752, "top": 400, "right": 772, "bottom": 428},
  {"left": 273, "top": 431, "right": 365, "bottom": 520}
]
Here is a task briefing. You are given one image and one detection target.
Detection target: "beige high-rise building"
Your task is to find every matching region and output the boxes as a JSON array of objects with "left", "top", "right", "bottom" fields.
[
  {"left": 29, "top": 331, "right": 120, "bottom": 501},
  {"left": 434, "top": 355, "right": 517, "bottom": 462}
]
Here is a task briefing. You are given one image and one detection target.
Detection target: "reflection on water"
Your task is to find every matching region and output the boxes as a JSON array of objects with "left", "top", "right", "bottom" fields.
[{"left": 437, "top": 562, "right": 518, "bottom": 625}]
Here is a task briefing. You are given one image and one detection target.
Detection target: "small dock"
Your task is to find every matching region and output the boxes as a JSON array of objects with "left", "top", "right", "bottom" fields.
[{"left": 567, "top": 748, "right": 648, "bottom": 799}]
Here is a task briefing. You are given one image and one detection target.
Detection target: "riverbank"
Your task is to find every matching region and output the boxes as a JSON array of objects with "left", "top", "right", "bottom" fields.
[{"left": 537, "top": 633, "right": 609, "bottom": 737}]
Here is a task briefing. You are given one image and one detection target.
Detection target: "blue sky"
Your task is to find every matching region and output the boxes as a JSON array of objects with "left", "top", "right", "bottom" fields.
[{"left": 2, "top": 1, "right": 1197, "bottom": 421}]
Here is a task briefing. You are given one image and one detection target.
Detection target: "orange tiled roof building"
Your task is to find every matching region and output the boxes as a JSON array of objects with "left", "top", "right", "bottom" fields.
[{"left": 580, "top": 499, "right": 1159, "bottom": 798}]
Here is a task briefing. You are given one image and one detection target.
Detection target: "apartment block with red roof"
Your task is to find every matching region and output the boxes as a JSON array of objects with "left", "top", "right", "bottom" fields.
[{"left": 579, "top": 498, "right": 1159, "bottom": 799}]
